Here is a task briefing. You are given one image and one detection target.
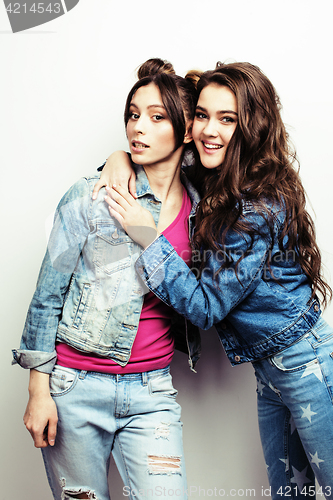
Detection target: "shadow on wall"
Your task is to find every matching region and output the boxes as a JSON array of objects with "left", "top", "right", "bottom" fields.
[{"left": 108, "top": 327, "right": 269, "bottom": 498}]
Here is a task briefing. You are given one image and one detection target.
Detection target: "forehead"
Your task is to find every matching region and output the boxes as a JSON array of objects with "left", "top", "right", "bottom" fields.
[
  {"left": 198, "top": 83, "right": 237, "bottom": 112},
  {"left": 131, "top": 82, "right": 163, "bottom": 107}
]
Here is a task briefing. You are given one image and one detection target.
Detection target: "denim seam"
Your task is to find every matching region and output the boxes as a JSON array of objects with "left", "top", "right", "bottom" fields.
[
  {"left": 41, "top": 448, "right": 58, "bottom": 499},
  {"left": 313, "top": 348, "right": 333, "bottom": 405},
  {"left": 283, "top": 409, "right": 292, "bottom": 488},
  {"left": 114, "top": 429, "right": 132, "bottom": 492}
]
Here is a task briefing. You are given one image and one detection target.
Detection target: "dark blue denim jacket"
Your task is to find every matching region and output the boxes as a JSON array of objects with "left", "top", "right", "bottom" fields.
[
  {"left": 12, "top": 166, "right": 201, "bottom": 373},
  {"left": 135, "top": 198, "right": 321, "bottom": 366}
]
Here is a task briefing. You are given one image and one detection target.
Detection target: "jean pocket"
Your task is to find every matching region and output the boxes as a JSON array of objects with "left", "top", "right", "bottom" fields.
[
  {"left": 49, "top": 365, "right": 78, "bottom": 397},
  {"left": 270, "top": 337, "right": 319, "bottom": 374},
  {"left": 148, "top": 372, "right": 178, "bottom": 399}
]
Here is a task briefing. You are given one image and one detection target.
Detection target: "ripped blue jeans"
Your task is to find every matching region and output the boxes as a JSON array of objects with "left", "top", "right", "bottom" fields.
[
  {"left": 253, "top": 318, "right": 333, "bottom": 499},
  {"left": 42, "top": 365, "right": 187, "bottom": 500}
]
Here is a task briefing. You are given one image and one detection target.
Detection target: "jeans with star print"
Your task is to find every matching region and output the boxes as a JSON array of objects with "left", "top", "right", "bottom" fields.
[{"left": 253, "top": 317, "right": 333, "bottom": 499}]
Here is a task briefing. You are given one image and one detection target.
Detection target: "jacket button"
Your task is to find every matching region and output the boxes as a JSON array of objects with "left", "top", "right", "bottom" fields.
[
  {"left": 234, "top": 355, "right": 241, "bottom": 362},
  {"left": 221, "top": 323, "right": 227, "bottom": 330},
  {"left": 314, "top": 304, "right": 319, "bottom": 312}
]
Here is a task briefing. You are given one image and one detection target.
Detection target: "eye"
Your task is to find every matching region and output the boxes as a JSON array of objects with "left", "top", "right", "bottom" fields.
[
  {"left": 195, "top": 111, "right": 207, "bottom": 120},
  {"left": 221, "top": 116, "right": 236, "bottom": 124},
  {"left": 129, "top": 112, "right": 140, "bottom": 120},
  {"left": 152, "top": 114, "right": 165, "bottom": 121}
]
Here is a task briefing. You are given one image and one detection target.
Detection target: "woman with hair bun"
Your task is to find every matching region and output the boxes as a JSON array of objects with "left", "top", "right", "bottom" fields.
[
  {"left": 102, "top": 61, "right": 333, "bottom": 499},
  {"left": 13, "top": 59, "right": 200, "bottom": 500}
]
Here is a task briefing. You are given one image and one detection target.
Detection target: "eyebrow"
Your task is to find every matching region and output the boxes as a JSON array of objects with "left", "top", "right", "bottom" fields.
[
  {"left": 130, "top": 103, "right": 166, "bottom": 110},
  {"left": 196, "top": 105, "right": 238, "bottom": 116}
]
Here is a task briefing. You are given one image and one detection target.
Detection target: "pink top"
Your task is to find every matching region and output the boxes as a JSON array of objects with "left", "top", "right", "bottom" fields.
[{"left": 56, "top": 188, "right": 192, "bottom": 374}]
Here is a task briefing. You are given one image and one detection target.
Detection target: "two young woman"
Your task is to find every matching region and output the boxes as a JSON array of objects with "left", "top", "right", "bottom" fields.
[
  {"left": 13, "top": 59, "right": 201, "bottom": 500},
  {"left": 100, "top": 62, "right": 333, "bottom": 499}
]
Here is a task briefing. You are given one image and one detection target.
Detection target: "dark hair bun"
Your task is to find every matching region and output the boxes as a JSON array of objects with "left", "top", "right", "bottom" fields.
[
  {"left": 185, "top": 69, "right": 203, "bottom": 89},
  {"left": 137, "top": 58, "right": 175, "bottom": 79}
]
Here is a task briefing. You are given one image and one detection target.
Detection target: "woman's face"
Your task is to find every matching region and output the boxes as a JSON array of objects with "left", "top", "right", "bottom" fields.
[
  {"left": 126, "top": 83, "right": 179, "bottom": 169},
  {"left": 192, "top": 83, "right": 238, "bottom": 169}
]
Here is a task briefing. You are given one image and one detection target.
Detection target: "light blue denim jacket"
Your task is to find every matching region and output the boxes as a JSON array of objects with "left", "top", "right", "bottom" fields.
[
  {"left": 12, "top": 165, "right": 201, "bottom": 373},
  {"left": 135, "top": 198, "right": 322, "bottom": 366}
]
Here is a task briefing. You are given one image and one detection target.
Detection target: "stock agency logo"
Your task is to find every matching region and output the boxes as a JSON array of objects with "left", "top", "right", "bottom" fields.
[{"left": 3, "top": 0, "right": 80, "bottom": 33}]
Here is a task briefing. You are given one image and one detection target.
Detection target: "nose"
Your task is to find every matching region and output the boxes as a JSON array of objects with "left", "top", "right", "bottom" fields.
[
  {"left": 202, "top": 118, "right": 218, "bottom": 137},
  {"left": 133, "top": 116, "right": 146, "bottom": 135}
]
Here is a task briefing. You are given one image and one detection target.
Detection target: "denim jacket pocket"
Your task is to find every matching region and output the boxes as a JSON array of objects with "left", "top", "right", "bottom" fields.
[
  {"left": 93, "top": 223, "right": 133, "bottom": 275},
  {"left": 49, "top": 365, "right": 78, "bottom": 397},
  {"left": 148, "top": 372, "right": 178, "bottom": 399}
]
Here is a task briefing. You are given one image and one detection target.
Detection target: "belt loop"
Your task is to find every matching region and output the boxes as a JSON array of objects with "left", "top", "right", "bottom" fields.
[
  {"left": 79, "top": 370, "right": 87, "bottom": 380},
  {"left": 311, "top": 328, "right": 321, "bottom": 340},
  {"left": 142, "top": 372, "right": 148, "bottom": 386}
]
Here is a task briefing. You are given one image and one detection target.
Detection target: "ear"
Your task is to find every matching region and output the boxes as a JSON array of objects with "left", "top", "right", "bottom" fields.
[{"left": 183, "top": 121, "right": 193, "bottom": 144}]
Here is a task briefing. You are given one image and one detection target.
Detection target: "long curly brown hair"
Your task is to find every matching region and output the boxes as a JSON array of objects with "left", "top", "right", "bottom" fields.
[{"left": 190, "top": 62, "right": 331, "bottom": 307}]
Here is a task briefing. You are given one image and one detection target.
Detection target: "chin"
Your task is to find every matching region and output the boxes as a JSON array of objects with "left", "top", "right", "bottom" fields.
[
  {"left": 199, "top": 152, "right": 225, "bottom": 170},
  {"left": 201, "top": 159, "right": 221, "bottom": 170}
]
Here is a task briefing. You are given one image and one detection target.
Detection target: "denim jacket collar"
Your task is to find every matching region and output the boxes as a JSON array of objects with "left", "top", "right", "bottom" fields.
[{"left": 135, "top": 164, "right": 200, "bottom": 214}]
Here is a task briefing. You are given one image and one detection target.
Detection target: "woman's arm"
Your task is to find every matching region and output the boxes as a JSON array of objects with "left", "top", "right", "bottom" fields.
[
  {"left": 23, "top": 369, "right": 58, "bottom": 448},
  {"left": 135, "top": 230, "right": 271, "bottom": 329},
  {"left": 92, "top": 151, "right": 136, "bottom": 200},
  {"left": 92, "top": 148, "right": 196, "bottom": 200},
  {"left": 14, "top": 178, "right": 91, "bottom": 372},
  {"left": 107, "top": 186, "right": 272, "bottom": 329}
]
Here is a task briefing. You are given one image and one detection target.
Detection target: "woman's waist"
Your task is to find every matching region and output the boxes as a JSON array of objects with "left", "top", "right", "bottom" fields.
[
  {"left": 217, "top": 296, "right": 321, "bottom": 365},
  {"left": 56, "top": 306, "right": 175, "bottom": 366},
  {"left": 56, "top": 334, "right": 174, "bottom": 374}
]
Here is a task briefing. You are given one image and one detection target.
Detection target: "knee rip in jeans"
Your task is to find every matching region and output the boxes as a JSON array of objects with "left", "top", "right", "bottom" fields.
[
  {"left": 147, "top": 455, "right": 182, "bottom": 475},
  {"left": 60, "top": 478, "right": 97, "bottom": 500}
]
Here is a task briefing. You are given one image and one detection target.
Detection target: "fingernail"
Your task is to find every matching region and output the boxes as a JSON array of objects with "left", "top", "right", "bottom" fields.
[{"left": 112, "top": 184, "right": 117, "bottom": 188}]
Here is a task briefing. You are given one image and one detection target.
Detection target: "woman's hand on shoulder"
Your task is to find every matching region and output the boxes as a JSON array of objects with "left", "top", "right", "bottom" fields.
[
  {"left": 92, "top": 151, "right": 137, "bottom": 200},
  {"left": 105, "top": 184, "right": 158, "bottom": 248}
]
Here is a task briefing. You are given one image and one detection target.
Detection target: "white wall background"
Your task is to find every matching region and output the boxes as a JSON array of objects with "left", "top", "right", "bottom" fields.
[{"left": 1, "top": 0, "right": 333, "bottom": 498}]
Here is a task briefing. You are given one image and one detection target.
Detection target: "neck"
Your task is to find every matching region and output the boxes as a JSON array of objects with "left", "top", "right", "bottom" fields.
[{"left": 143, "top": 152, "right": 184, "bottom": 203}]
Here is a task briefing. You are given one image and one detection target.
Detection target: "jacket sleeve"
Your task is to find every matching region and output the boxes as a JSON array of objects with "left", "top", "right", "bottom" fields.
[
  {"left": 135, "top": 209, "right": 273, "bottom": 330},
  {"left": 12, "top": 178, "right": 92, "bottom": 373}
]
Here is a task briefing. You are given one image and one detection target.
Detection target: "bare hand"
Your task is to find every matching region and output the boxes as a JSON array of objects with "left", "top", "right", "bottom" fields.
[
  {"left": 92, "top": 151, "right": 137, "bottom": 200},
  {"left": 24, "top": 369, "right": 58, "bottom": 448},
  {"left": 24, "top": 393, "right": 58, "bottom": 448},
  {"left": 105, "top": 184, "right": 158, "bottom": 248}
]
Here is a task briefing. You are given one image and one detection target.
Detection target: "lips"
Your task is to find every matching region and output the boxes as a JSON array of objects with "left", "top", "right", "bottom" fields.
[
  {"left": 202, "top": 141, "right": 223, "bottom": 150},
  {"left": 132, "top": 141, "right": 149, "bottom": 149}
]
